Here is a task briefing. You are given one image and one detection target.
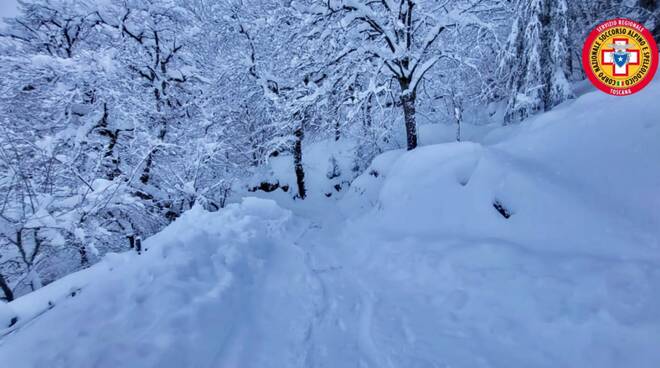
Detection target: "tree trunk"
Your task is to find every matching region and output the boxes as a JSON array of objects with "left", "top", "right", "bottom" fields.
[
  {"left": 140, "top": 153, "right": 154, "bottom": 184},
  {"left": 0, "top": 273, "right": 14, "bottom": 302},
  {"left": 79, "top": 245, "right": 89, "bottom": 268},
  {"left": 400, "top": 92, "right": 418, "bottom": 151},
  {"left": 293, "top": 123, "right": 306, "bottom": 199},
  {"left": 364, "top": 94, "right": 373, "bottom": 128},
  {"left": 452, "top": 95, "right": 463, "bottom": 142},
  {"left": 135, "top": 237, "right": 142, "bottom": 255},
  {"left": 97, "top": 103, "right": 121, "bottom": 180},
  {"left": 456, "top": 120, "right": 462, "bottom": 142}
]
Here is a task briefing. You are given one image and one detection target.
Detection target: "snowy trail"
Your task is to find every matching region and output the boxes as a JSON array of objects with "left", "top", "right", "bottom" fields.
[
  {"left": 277, "top": 208, "right": 395, "bottom": 368},
  {"left": 208, "top": 228, "right": 319, "bottom": 368}
]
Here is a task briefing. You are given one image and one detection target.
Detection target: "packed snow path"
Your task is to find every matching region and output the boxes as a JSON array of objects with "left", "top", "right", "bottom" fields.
[{"left": 2, "top": 82, "right": 660, "bottom": 367}]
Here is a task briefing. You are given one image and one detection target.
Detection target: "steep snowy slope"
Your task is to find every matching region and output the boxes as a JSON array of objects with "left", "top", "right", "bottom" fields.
[{"left": 1, "top": 81, "right": 659, "bottom": 368}]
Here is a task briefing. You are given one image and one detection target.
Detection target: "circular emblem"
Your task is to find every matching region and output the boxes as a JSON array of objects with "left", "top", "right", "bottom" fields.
[{"left": 582, "top": 18, "right": 658, "bottom": 96}]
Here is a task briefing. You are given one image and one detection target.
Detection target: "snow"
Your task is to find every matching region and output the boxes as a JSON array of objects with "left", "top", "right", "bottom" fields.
[
  {"left": 2, "top": 80, "right": 660, "bottom": 367},
  {"left": 258, "top": 137, "right": 361, "bottom": 200},
  {"left": 1, "top": 199, "right": 317, "bottom": 367},
  {"left": 0, "top": 302, "right": 16, "bottom": 329}
]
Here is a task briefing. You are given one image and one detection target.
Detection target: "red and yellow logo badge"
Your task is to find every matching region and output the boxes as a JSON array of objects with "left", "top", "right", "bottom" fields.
[{"left": 582, "top": 18, "right": 658, "bottom": 96}]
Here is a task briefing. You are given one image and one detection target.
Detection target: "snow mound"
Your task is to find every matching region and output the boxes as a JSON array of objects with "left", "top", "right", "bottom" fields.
[
  {"left": 328, "top": 81, "right": 660, "bottom": 367},
  {"left": 350, "top": 80, "right": 660, "bottom": 261},
  {"left": 0, "top": 198, "right": 318, "bottom": 368},
  {"left": 0, "top": 302, "right": 16, "bottom": 329}
]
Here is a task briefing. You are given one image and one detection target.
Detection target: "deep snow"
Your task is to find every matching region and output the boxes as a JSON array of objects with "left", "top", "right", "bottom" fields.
[{"left": 1, "top": 81, "right": 660, "bottom": 367}]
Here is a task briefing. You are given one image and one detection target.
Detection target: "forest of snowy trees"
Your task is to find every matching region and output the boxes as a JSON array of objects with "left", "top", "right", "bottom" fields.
[{"left": 0, "top": 0, "right": 657, "bottom": 301}]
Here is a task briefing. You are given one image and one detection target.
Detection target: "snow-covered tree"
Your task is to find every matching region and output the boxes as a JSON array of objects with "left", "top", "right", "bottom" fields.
[
  {"left": 0, "top": 0, "right": 653, "bottom": 299},
  {"left": 499, "top": 0, "right": 574, "bottom": 124}
]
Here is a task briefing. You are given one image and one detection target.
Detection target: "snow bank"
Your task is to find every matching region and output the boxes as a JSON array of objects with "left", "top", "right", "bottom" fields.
[
  {"left": 340, "top": 149, "right": 404, "bottom": 214},
  {"left": 350, "top": 80, "right": 660, "bottom": 261},
  {"left": 0, "top": 302, "right": 16, "bottom": 329},
  {"left": 0, "top": 198, "right": 318, "bottom": 368},
  {"left": 328, "top": 81, "right": 660, "bottom": 367}
]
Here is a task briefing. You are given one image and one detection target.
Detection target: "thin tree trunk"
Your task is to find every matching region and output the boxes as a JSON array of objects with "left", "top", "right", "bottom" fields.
[
  {"left": 0, "top": 273, "right": 14, "bottom": 302},
  {"left": 140, "top": 153, "right": 154, "bottom": 184},
  {"left": 400, "top": 92, "right": 418, "bottom": 151},
  {"left": 364, "top": 94, "right": 373, "bottom": 128},
  {"left": 456, "top": 120, "right": 462, "bottom": 142},
  {"left": 293, "top": 122, "right": 306, "bottom": 199},
  {"left": 97, "top": 104, "right": 122, "bottom": 180},
  {"left": 452, "top": 94, "right": 463, "bottom": 142},
  {"left": 79, "top": 245, "right": 89, "bottom": 268}
]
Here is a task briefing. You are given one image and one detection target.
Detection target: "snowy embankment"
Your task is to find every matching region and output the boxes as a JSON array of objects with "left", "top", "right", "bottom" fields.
[
  {"left": 0, "top": 199, "right": 319, "bottom": 367},
  {"left": 1, "top": 81, "right": 660, "bottom": 367}
]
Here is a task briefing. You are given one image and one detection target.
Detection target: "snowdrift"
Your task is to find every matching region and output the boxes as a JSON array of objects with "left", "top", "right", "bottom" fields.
[
  {"left": 334, "top": 81, "right": 660, "bottom": 367},
  {"left": 348, "top": 80, "right": 660, "bottom": 261},
  {"left": 0, "top": 198, "right": 319, "bottom": 367}
]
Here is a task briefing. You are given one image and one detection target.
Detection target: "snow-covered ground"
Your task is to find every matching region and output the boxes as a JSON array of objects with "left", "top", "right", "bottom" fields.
[{"left": 1, "top": 81, "right": 660, "bottom": 367}]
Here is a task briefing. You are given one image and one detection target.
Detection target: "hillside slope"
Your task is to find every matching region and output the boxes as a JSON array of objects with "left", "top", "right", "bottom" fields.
[{"left": 1, "top": 81, "right": 659, "bottom": 368}]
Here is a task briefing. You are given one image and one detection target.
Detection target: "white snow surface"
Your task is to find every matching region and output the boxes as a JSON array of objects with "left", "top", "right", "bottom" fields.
[{"left": 1, "top": 82, "right": 660, "bottom": 367}]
